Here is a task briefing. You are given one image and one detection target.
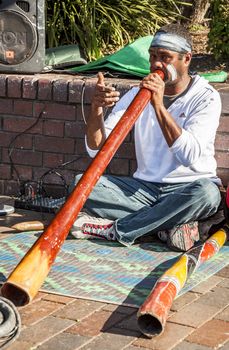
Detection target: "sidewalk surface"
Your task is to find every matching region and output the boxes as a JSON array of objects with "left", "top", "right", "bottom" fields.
[{"left": 0, "top": 196, "right": 228, "bottom": 350}]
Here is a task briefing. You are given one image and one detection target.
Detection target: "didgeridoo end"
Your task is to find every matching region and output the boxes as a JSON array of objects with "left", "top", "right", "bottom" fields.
[
  {"left": 1, "top": 282, "right": 30, "bottom": 306},
  {"left": 137, "top": 311, "right": 164, "bottom": 338}
]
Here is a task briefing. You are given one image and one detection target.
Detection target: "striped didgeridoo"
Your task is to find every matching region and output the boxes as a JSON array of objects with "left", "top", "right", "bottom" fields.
[
  {"left": 1, "top": 70, "right": 165, "bottom": 306},
  {"left": 137, "top": 224, "right": 229, "bottom": 338}
]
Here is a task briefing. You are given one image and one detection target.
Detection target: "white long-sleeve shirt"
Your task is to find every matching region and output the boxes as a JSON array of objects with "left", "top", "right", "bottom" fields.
[{"left": 86, "top": 75, "right": 222, "bottom": 185}]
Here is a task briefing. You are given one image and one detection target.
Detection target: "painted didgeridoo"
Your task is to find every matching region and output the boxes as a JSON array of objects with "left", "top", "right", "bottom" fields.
[
  {"left": 137, "top": 224, "right": 229, "bottom": 338},
  {"left": 1, "top": 70, "right": 165, "bottom": 306}
]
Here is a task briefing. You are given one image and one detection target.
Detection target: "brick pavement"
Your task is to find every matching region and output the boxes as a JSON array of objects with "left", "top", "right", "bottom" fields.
[{"left": 0, "top": 197, "right": 228, "bottom": 350}]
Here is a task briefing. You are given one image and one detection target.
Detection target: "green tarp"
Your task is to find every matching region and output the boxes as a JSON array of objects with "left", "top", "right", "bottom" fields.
[{"left": 45, "top": 37, "right": 228, "bottom": 82}]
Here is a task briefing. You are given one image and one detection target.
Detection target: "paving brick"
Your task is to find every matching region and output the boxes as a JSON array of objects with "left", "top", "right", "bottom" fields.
[
  {"left": 133, "top": 322, "right": 193, "bottom": 350},
  {"left": 115, "top": 313, "right": 139, "bottom": 332},
  {"left": 80, "top": 330, "right": 138, "bottom": 350},
  {"left": 190, "top": 275, "right": 223, "bottom": 294},
  {"left": 169, "top": 300, "right": 220, "bottom": 328},
  {"left": 171, "top": 292, "right": 199, "bottom": 312},
  {"left": 53, "top": 299, "right": 104, "bottom": 321},
  {"left": 219, "top": 278, "right": 229, "bottom": 289},
  {"left": 102, "top": 304, "right": 137, "bottom": 315},
  {"left": 214, "top": 306, "right": 229, "bottom": 322},
  {"left": 172, "top": 341, "right": 211, "bottom": 350},
  {"left": 197, "top": 286, "right": 229, "bottom": 309},
  {"left": 186, "top": 319, "right": 229, "bottom": 348},
  {"left": 125, "top": 346, "right": 152, "bottom": 350},
  {"left": 42, "top": 293, "right": 75, "bottom": 304},
  {"left": 66, "top": 309, "right": 127, "bottom": 336},
  {"left": 216, "top": 265, "right": 229, "bottom": 278},
  {"left": 14, "top": 316, "right": 75, "bottom": 348},
  {"left": 36, "top": 332, "right": 90, "bottom": 350},
  {"left": 19, "top": 299, "right": 63, "bottom": 326}
]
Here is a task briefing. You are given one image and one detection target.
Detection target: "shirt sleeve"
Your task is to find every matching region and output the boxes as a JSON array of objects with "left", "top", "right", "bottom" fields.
[
  {"left": 85, "top": 87, "right": 139, "bottom": 158},
  {"left": 170, "top": 88, "right": 222, "bottom": 167}
]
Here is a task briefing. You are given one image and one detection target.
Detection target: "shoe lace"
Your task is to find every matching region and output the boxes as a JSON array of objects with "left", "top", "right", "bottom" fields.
[{"left": 83, "top": 222, "right": 114, "bottom": 237}]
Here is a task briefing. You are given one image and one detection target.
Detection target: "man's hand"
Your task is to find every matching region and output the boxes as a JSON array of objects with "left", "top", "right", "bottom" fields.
[
  {"left": 92, "top": 72, "right": 120, "bottom": 108},
  {"left": 140, "top": 72, "right": 165, "bottom": 108}
]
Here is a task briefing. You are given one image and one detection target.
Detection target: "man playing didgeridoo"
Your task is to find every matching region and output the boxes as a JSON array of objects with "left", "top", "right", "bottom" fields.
[{"left": 69, "top": 23, "right": 222, "bottom": 251}]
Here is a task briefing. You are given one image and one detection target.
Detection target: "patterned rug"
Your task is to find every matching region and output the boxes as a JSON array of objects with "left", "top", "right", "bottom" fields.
[{"left": 0, "top": 232, "right": 228, "bottom": 307}]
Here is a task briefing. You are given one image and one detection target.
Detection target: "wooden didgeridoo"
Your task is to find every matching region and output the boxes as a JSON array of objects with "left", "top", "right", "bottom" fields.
[
  {"left": 137, "top": 224, "right": 229, "bottom": 338},
  {"left": 1, "top": 70, "right": 164, "bottom": 306}
]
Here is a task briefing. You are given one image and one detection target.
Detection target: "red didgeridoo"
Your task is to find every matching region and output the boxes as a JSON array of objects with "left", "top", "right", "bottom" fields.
[{"left": 1, "top": 70, "right": 164, "bottom": 306}]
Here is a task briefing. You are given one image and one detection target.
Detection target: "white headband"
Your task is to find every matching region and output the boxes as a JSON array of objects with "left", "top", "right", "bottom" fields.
[{"left": 150, "top": 32, "right": 192, "bottom": 53}]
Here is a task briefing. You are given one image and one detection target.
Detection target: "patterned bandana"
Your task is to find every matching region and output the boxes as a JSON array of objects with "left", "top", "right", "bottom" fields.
[{"left": 150, "top": 32, "right": 192, "bottom": 53}]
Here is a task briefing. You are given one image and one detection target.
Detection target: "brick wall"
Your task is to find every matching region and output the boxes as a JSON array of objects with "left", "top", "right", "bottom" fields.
[{"left": 0, "top": 73, "right": 228, "bottom": 197}]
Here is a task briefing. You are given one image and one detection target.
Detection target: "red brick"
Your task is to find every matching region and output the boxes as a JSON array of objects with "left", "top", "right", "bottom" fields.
[
  {"left": 53, "top": 299, "right": 104, "bottom": 321},
  {"left": 78, "top": 330, "right": 139, "bottom": 350},
  {"left": 43, "top": 153, "right": 64, "bottom": 168},
  {"left": 12, "top": 316, "right": 75, "bottom": 348},
  {"left": 186, "top": 319, "right": 229, "bottom": 348},
  {"left": 68, "top": 79, "right": 85, "bottom": 103},
  {"left": 64, "top": 155, "right": 91, "bottom": 172},
  {"left": 7, "top": 76, "right": 22, "bottom": 98},
  {"left": 3, "top": 116, "right": 42, "bottom": 134},
  {"left": 0, "top": 131, "right": 32, "bottom": 149},
  {"left": 33, "top": 332, "right": 89, "bottom": 350},
  {"left": 34, "top": 102, "right": 76, "bottom": 120},
  {"left": 0, "top": 76, "right": 6, "bottom": 96},
  {"left": 197, "top": 286, "right": 229, "bottom": 309},
  {"left": 190, "top": 275, "right": 223, "bottom": 294},
  {"left": 0, "top": 98, "right": 13, "bottom": 114},
  {"left": 84, "top": 80, "right": 97, "bottom": 103},
  {"left": 2, "top": 148, "right": 42, "bottom": 166},
  {"left": 75, "top": 138, "right": 88, "bottom": 155},
  {"left": 116, "top": 142, "right": 136, "bottom": 159},
  {"left": 53, "top": 79, "right": 69, "bottom": 102},
  {"left": 38, "top": 78, "right": 52, "bottom": 100},
  {"left": 215, "top": 306, "right": 229, "bottom": 322},
  {"left": 33, "top": 167, "right": 74, "bottom": 186},
  {"left": 13, "top": 166, "right": 32, "bottom": 180},
  {"left": 42, "top": 294, "right": 75, "bottom": 304},
  {"left": 171, "top": 292, "right": 199, "bottom": 312},
  {"left": 218, "top": 169, "right": 229, "bottom": 186},
  {"left": 43, "top": 120, "right": 64, "bottom": 137},
  {"left": 19, "top": 299, "right": 63, "bottom": 326},
  {"left": 76, "top": 103, "right": 91, "bottom": 122},
  {"left": 13, "top": 100, "right": 33, "bottom": 116},
  {"left": 34, "top": 135, "right": 74, "bottom": 154},
  {"left": 66, "top": 309, "right": 126, "bottom": 336},
  {"left": 108, "top": 158, "right": 130, "bottom": 176},
  {"left": 215, "top": 133, "right": 229, "bottom": 151},
  {"left": 169, "top": 300, "right": 220, "bottom": 328},
  {"left": 133, "top": 322, "right": 193, "bottom": 350},
  {"left": 216, "top": 151, "right": 229, "bottom": 168},
  {"left": 0, "top": 164, "right": 11, "bottom": 179},
  {"left": 218, "top": 116, "right": 229, "bottom": 132},
  {"left": 216, "top": 265, "right": 229, "bottom": 278},
  {"left": 4, "top": 180, "right": 20, "bottom": 195},
  {"left": 22, "top": 77, "right": 38, "bottom": 99},
  {"left": 65, "top": 121, "right": 86, "bottom": 138}
]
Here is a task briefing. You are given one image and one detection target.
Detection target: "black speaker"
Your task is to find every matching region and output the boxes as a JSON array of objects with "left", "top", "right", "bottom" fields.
[{"left": 0, "top": 0, "right": 45, "bottom": 73}]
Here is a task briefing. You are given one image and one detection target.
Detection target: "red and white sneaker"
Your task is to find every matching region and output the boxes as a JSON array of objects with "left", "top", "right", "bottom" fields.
[{"left": 70, "top": 212, "right": 116, "bottom": 241}]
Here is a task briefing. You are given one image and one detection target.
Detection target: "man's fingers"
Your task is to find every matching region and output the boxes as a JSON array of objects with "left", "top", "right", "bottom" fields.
[{"left": 97, "top": 72, "right": 105, "bottom": 86}]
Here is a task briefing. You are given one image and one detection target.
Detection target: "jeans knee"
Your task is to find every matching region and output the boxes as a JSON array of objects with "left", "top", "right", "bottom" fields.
[{"left": 194, "top": 179, "right": 221, "bottom": 209}]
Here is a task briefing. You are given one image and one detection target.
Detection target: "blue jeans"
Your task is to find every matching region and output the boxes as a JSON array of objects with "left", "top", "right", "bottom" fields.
[{"left": 69, "top": 175, "right": 221, "bottom": 246}]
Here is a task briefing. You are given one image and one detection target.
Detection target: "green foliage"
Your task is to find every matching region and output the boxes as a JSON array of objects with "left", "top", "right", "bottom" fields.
[
  {"left": 208, "top": 0, "right": 229, "bottom": 58},
  {"left": 46, "top": 0, "right": 189, "bottom": 61}
]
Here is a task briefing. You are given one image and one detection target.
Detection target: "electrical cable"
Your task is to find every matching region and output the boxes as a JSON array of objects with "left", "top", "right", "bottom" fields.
[{"left": 0, "top": 297, "right": 21, "bottom": 349}]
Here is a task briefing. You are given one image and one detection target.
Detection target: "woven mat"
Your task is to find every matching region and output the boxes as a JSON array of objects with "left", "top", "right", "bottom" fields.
[{"left": 0, "top": 232, "right": 228, "bottom": 307}]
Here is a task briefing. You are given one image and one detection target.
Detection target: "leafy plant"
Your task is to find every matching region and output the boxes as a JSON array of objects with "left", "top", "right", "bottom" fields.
[
  {"left": 46, "top": 0, "right": 190, "bottom": 61},
  {"left": 208, "top": 0, "right": 229, "bottom": 58}
]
